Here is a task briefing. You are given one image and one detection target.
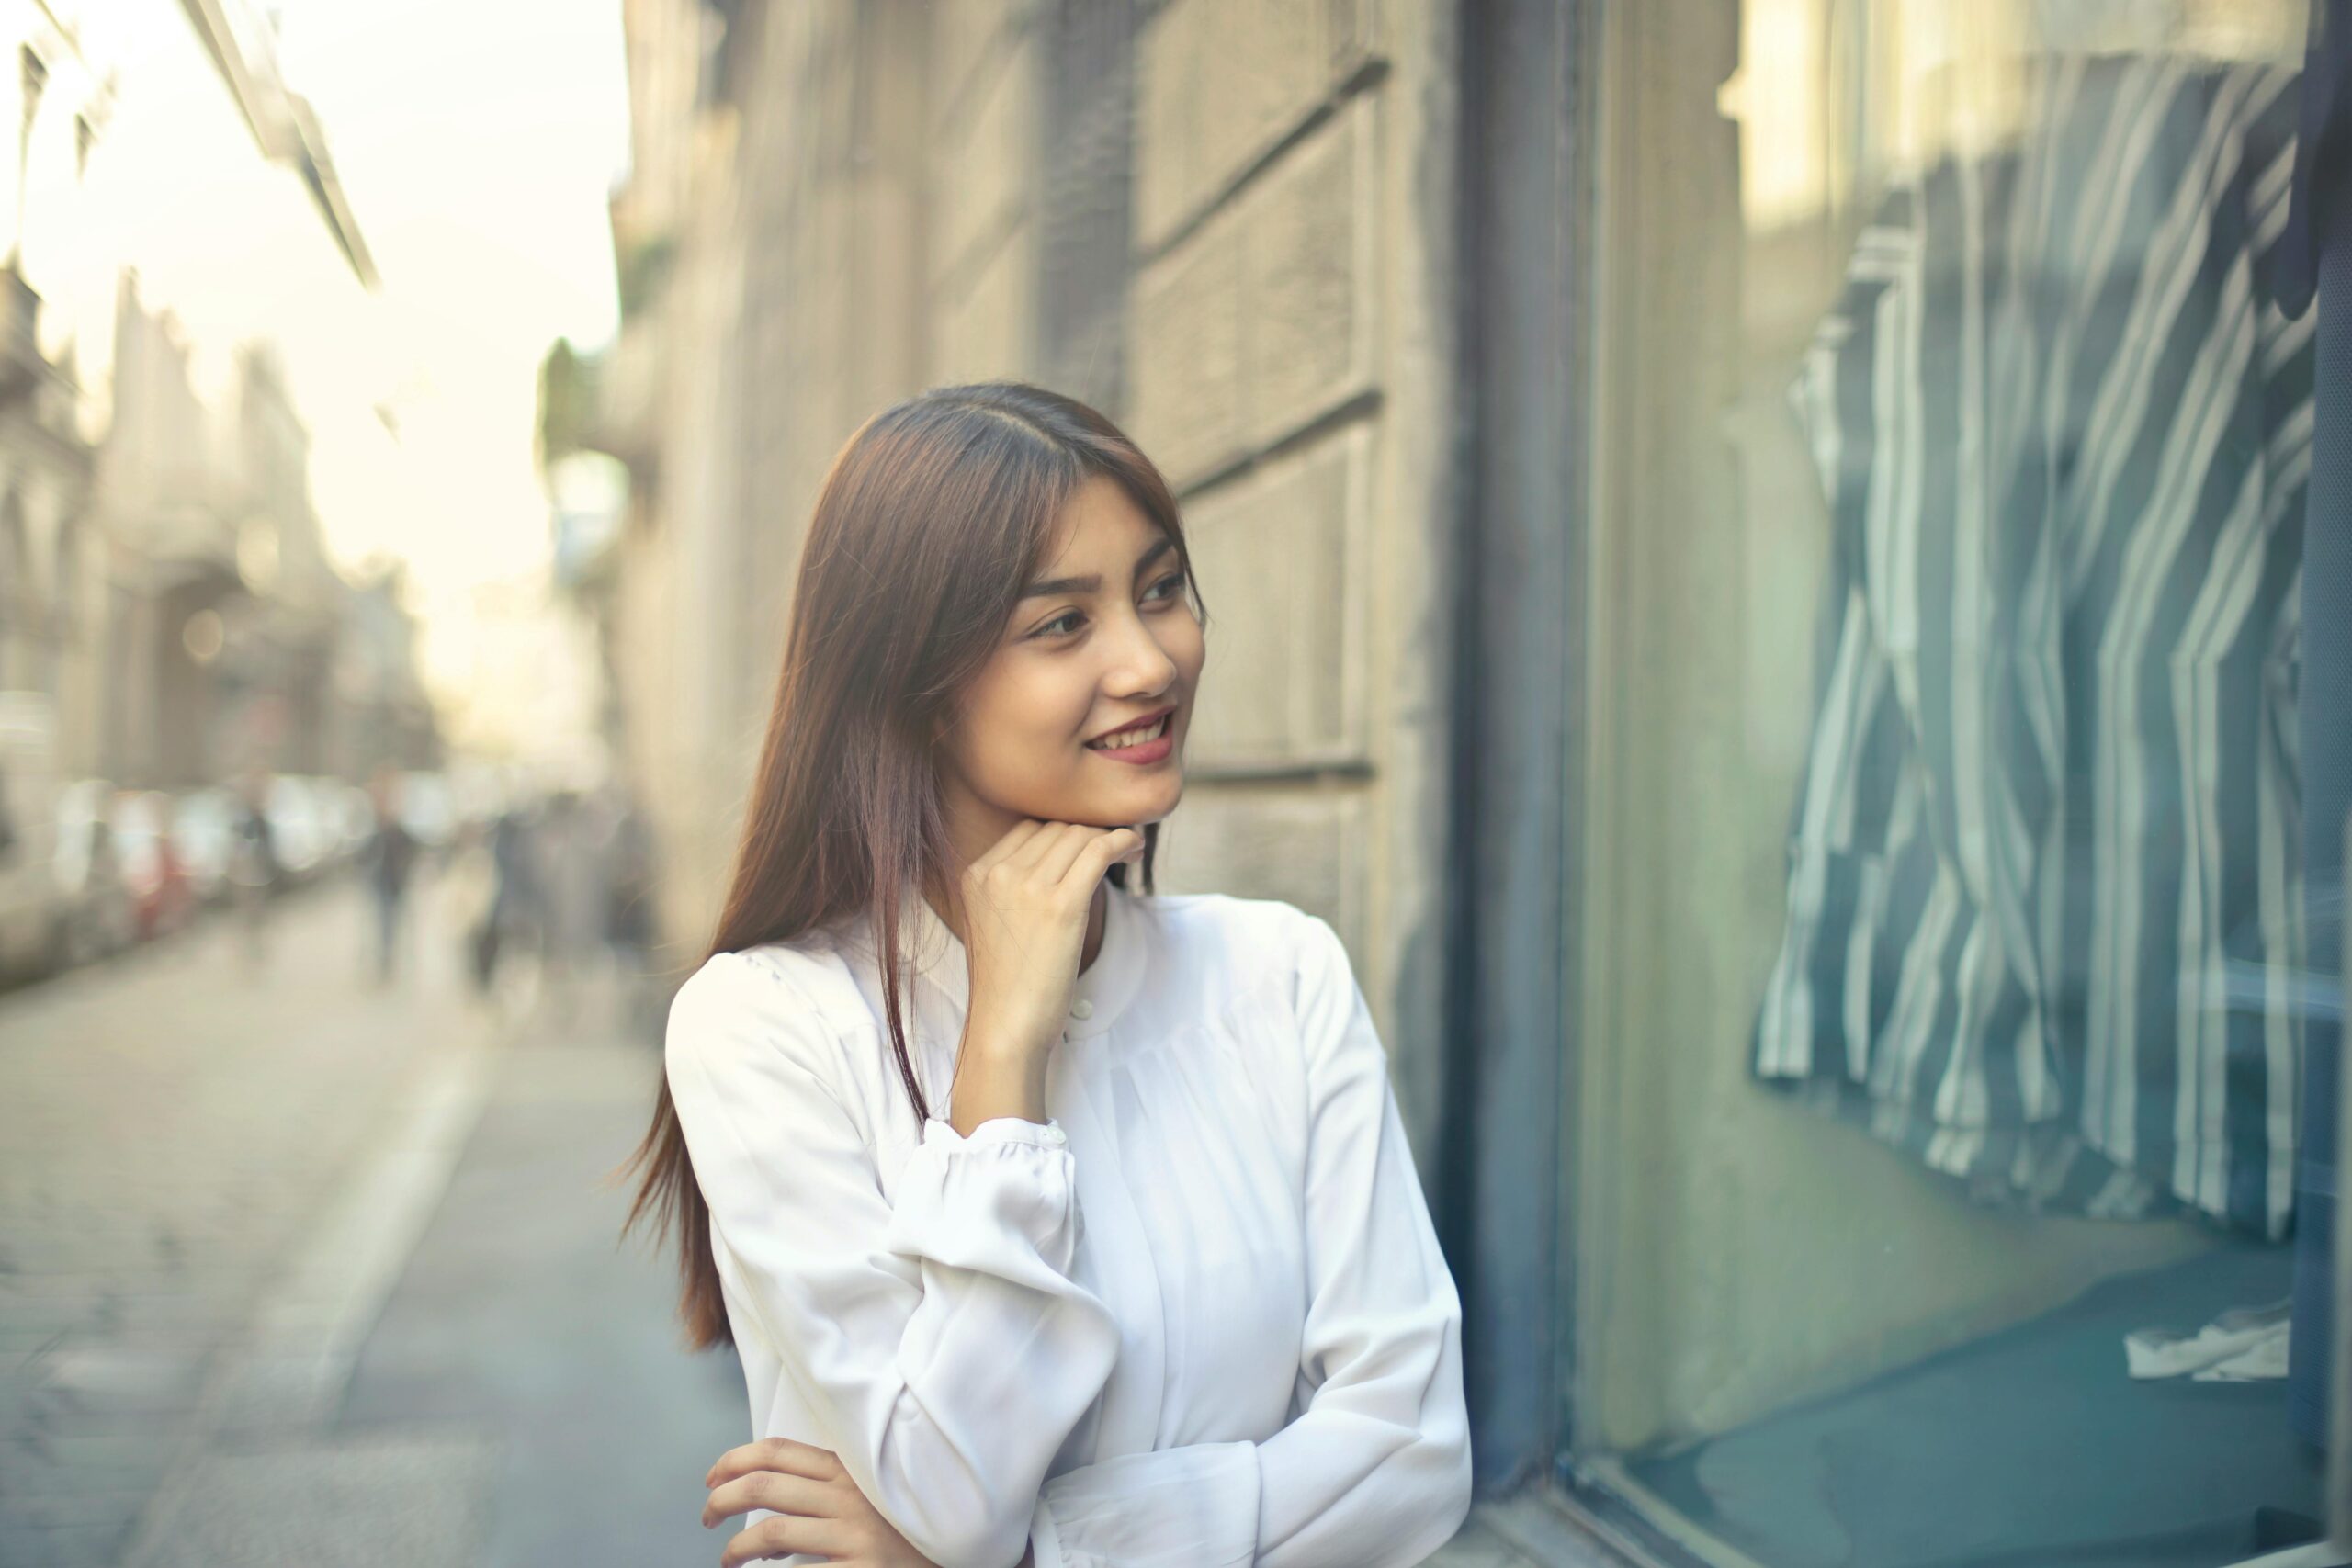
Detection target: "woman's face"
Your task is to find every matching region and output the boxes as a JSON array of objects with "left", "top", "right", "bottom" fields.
[{"left": 936, "top": 474, "right": 1204, "bottom": 858}]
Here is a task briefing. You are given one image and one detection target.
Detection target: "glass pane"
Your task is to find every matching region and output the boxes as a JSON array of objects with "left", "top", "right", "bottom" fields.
[{"left": 1574, "top": 3, "right": 2327, "bottom": 1563}]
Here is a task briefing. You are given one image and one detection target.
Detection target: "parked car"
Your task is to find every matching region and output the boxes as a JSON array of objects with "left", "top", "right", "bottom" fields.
[
  {"left": 446, "top": 761, "right": 509, "bottom": 840},
  {"left": 111, "top": 789, "right": 194, "bottom": 939},
  {"left": 331, "top": 782, "right": 374, "bottom": 861},
  {"left": 0, "top": 695, "right": 66, "bottom": 979},
  {"left": 51, "top": 778, "right": 134, "bottom": 965},
  {"left": 264, "top": 775, "right": 332, "bottom": 882},
  {"left": 398, "top": 770, "right": 458, "bottom": 851},
  {"left": 171, "top": 787, "right": 237, "bottom": 904}
]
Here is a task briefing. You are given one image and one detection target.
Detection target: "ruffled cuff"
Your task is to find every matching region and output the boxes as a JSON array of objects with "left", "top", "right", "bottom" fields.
[
  {"left": 884, "top": 1115, "right": 1083, "bottom": 1277},
  {"left": 922, "top": 1114, "right": 1069, "bottom": 1150}
]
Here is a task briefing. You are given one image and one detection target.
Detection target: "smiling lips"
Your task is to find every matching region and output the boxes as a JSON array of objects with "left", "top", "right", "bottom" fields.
[{"left": 1086, "top": 712, "right": 1176, "bottom": 765}]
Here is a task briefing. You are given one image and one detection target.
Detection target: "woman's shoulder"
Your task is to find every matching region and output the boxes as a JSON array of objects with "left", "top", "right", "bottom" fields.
[{"left": 664, "top": 933, "right": 876, "bottom": 1081}]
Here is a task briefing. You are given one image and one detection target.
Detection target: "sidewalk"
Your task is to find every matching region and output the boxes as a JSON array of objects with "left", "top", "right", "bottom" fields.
[
  {"left": 0, "top": 868, "right": 746, "bottom": 1568},
  {"left": 0, "top": 874, "right": 500, "bottom": 1568},
  {"left": 116, "top": 957, "right": 746, "bottom": 1567},
  {"left": 333, "top": 988, "right": 748, "bottom": 1566}
]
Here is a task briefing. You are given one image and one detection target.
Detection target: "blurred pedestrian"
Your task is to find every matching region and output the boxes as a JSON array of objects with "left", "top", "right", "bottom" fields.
[
  {"left": 472, "top": 802, "right": 544, "bottom": 997},
  {"left": 603, "top": 789, "right": 656, "bottom": 969},
  {"left": 362, "top": 767, "right": 417, "bottom": 984},
  {"left": 597, "top": 786, "right": 662, "bottom": 1041},
  {"left": 227, "top": 764, "right": 278, "bottom": 976},
  {"left": 537, "top": 790, "right": 605, "bottom": 1014}
]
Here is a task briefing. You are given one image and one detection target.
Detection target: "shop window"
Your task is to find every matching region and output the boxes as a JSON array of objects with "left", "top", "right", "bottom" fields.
[{"left": 1570, "top": 4, "right": 2327, "bottom": 1563}]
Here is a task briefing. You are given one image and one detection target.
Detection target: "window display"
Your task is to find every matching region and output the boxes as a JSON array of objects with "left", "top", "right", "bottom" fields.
[{"left": 1574, "top": 6, "right": 2332, "bottom": 1564}]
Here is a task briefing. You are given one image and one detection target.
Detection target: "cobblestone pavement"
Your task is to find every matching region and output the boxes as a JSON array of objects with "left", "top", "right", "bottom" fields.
[{"left": 0, "top": 873, "right": 501, "bottom": 1568}]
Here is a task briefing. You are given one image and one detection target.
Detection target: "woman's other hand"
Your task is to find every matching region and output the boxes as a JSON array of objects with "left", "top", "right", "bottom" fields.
[{"left": 702, "top": 1437, "right": 946, "bottom": 1567}]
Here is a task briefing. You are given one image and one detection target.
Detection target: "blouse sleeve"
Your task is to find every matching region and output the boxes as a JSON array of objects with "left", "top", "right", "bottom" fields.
[
  {"left": 664, "top": 952, "right": 1122, "bottom": 1568},
  {"left": 1022, "top": 911, "right": 1473, "bottom": 1568}
]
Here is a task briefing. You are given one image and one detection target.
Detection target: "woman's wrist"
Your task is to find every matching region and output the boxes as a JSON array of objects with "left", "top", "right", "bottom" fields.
[{"left": 946, "top": 1033, "right": 1052, "bottom": 1136}]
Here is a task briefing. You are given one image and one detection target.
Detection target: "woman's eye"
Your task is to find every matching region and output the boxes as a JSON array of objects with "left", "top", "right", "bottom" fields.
[
  {"left": 1030, "top": 576, "right": 1185, "bottom": 639},
  {"left": 1034, "top": 610, "right": 1085, "bottom": 639},
  {"left": 1143, "top": 572, "right": 1187, "bottom": 604}
]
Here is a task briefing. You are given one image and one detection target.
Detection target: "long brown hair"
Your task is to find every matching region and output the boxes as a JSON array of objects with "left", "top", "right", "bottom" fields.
[{"left": 622, "top": 381, "right": 1202, "bottom": 1348}]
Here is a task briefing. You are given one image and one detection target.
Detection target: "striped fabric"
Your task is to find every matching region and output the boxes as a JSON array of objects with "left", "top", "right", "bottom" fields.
[{"left": 1753, "top": 55, "right": 2312, "bottom": 1239}]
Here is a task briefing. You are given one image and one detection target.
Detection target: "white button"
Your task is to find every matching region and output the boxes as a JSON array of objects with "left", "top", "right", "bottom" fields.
[{"left": 1069, "top": 998, "right": 1094, "bottom": 1021}]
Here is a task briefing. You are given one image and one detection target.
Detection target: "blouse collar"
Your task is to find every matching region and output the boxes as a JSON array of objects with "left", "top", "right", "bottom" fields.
[{"left": 892, "top": 875, "right": 1148, "bottom": 1042}]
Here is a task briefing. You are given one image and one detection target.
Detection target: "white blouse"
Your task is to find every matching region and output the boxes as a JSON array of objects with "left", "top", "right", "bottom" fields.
[{"left": 663, "top": 883, "right": 1472, "bottom": 1568}]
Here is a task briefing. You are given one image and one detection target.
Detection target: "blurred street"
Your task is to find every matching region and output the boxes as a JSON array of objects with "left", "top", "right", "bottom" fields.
[{"left": 0, "top": 871, "right": 744, "bottom": 1568}]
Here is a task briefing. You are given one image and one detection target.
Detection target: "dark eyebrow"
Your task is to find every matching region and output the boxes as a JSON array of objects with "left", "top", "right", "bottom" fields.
[{"left": 1018, "top": 536, "right": 1177, "bottom": 601}]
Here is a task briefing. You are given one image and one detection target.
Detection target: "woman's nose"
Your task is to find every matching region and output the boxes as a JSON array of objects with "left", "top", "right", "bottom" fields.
[{"left": 1103, "top": 615, "right": 1180, "bottom": 696}]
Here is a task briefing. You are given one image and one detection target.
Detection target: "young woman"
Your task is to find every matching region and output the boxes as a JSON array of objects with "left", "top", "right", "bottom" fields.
[{"left": 628, "top": 382, "right": 1470, "bottom": 1568}]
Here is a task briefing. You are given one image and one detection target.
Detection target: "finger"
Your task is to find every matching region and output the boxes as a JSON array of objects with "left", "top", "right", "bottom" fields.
[
  {"left": 1000, "top": 818, "right": 1087, "bottom": 874},
  {"left": 706, "top": 1437, "right": 842, "bottom": 1489},
  {"left": 720, "top": 1511, "right": 856, "bottom": 1568},
  {"left": 1035, "top": 822, "right": 1125, "bottom": 886},
  {"left": 971, "top": 818, "right": 1048, "bottom": 874},
  {"left": 703, "top": 1470, "right": 844, "bottom": 1529},
  {"left": 1062, "top": 826, "right": 1142, "bottom": 886}
]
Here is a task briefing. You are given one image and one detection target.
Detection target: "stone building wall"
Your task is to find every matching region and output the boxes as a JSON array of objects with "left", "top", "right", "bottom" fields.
[{"left": 1114, "top": 0, "right": 1462, "bottom": 1152}]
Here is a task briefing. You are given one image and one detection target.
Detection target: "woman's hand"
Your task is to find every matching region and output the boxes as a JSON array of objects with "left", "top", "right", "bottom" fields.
[
  {"left": 946, "top": 820, "right": 1140, "bottom": 1134},
  {"left": 703, "top": 1438, "right": 947, "bottom": 1568}
]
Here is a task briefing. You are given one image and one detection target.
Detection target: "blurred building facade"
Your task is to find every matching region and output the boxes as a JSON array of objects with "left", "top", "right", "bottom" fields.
[
  {"left": 328, "top": 563, "right": 437, "bottom": 779},
  {"left": 93, "top": 269, "right": 238, "bottom": 786},
  {"left": 93, "top": 276, "right": 435, "bottom": 787},
  {"left": 6, "top": 1, "right": 441, "bottom": 799},
  {"left": 0, "top": 265, "right": 97, "bottom": 783}
]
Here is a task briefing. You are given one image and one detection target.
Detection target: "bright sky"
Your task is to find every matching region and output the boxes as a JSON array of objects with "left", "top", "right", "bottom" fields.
[{"left": 37, "top": 0, "right": 632, "bottom": 704}]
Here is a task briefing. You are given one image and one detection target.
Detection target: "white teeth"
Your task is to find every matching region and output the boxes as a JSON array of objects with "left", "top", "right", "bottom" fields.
[{"left": 1092, "top": 716, "right": 1168, "bottom": 750}]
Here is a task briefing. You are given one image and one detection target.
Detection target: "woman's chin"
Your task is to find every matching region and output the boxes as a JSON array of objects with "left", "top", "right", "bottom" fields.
[
  {"left": 1124, "top": 773, "right": 1184, "bottom": 825},
  {"left": 1057, "top": 777, "right": 1182, "bottom": 829}
]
